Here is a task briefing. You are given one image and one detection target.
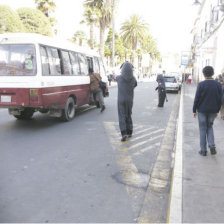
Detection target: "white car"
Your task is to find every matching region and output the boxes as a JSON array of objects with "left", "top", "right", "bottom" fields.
[
  {"left": 164, "top": 75, "right": 179, "bottom": 93},
  {"left": 169, "top": 72, "right": 182, "bottom": 90}
]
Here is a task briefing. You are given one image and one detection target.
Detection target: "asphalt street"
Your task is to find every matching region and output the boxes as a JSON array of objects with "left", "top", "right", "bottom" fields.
[{"left": 0, "top": 80, "right": 180, "bottom": 223}]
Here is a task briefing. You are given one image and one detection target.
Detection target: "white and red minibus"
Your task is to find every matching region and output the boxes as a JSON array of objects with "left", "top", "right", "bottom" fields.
[{"left": 0, "top": 33, "right": 108, "bottom": 121}]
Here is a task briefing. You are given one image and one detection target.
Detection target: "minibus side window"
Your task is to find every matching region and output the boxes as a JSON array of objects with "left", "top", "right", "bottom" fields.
[
  {"left": 47, "top": 47, "right": 61, "bottom": 76},
  {"left": 99, "top": 58, "right": 106, "bottom": 77},
  {"left": 77, "top": 53, "right": 88, "bottom": 76},
  {"left": 69, "top": 52, "right": 80, "bottom": 76},
  {"left": 93, "top": 57, "right": 100, "bottom": 74},
  {"left": 40, "top": 46, "right": 50, "bottom": 75},
  {"left": 61, "top": 50, "right": 72, "bottom": 75},
  {"left": 86, "top": 56, "right": 93, "bottom": 72}
]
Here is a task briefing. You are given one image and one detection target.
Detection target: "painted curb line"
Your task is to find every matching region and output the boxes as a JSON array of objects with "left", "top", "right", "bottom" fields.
[{"left": 167, "top": 85, "right": 183, "bottom": 223}]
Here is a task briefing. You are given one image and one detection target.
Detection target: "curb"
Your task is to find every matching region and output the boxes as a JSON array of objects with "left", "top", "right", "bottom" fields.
[
  {"left": 137, "top": 93, "right": 180, "bottom": 223},
  {"left": 167, "top": 85, "right": 184, "bottom": 223}
]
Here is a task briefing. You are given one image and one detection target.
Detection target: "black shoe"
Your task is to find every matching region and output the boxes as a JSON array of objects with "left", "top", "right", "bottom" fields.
[
  {"left": 127, "top": 130, "right": 132, "bottom": 138},
  {"left": 199, "top": 150, "right": 207, "bottom": 156},
  {"left": 100, "top": 105, "right": 105, "bottom": 112},
  {"left": 210, "top": 146, "right": 217, "bottom": 155},
  {"left": 121, "top": 135, "right": 128, "bottom": 142}
]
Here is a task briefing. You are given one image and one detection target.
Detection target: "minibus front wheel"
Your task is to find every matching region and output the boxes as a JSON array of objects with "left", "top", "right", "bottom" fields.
[{"left": 62, "top": 97, "right": 76, "bottom": 121}]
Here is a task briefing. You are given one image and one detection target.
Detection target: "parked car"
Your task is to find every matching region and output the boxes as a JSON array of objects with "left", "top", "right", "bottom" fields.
[
  {"left": 164, "top": 75, "right": 179, "bottom": 93},
  {"left": 169, "top": 72, "right": 182, "bottom": 90}
]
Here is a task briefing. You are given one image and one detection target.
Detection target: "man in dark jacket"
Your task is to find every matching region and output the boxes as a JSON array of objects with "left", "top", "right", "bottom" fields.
[
  {"left": 117, "top": 61, "right": 137, "bottom": 141},
  {"left": 155, "top": 71, "right": 166, "bottom": 107},
  {"left": 193, "top": 66, "right": 223, "bottom": 156},
  {"left": 89, "top": 68, "right": 105, "bottom": 112}
]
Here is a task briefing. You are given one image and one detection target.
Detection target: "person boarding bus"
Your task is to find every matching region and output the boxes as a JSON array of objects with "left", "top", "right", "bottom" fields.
[{"left": 0, "top": 33, "right": 108, "bottom": 121}]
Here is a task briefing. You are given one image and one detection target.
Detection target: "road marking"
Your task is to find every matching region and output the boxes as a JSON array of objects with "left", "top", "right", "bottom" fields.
[
  {"left": 135, "top": 126, "right": 156, "bottom": 135},
  {"left": 104, "top": 120, "right": 173, "bottom": 221},
  {"left": 133, "top": 142, "right": 160, "bottom": 156},
  {"left": 131, "top": 129, "right": 164, "bottom": 142},
  {"left": 121, "top": 135, "right": 163, "bottom": 152},
  {"left": 104, "top": 121, "right": 145, "bottom": 216},
  {"left": 167, "top": 83, "right": 183, "bottom": 223}
]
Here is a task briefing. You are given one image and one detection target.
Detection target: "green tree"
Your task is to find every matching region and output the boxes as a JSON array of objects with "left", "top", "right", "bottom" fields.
[
  {"left": 120, "top": 14, "right": 149, "bottom": 65},
  {"left": 81, "top": 5, "right": 100, "bottom": 49},
  {"left": 35, "top": 0, "right": 56, "bottom": 26},
  {"left": 143, "top": 35, "right": 161, "bottom": 61},
  {"left": 120, "top": 14, "right": 149, "bottom": 51},
  {"left": 0, "top": 5, "right": 24, "bottom": 33},
  {"left": 72, "top": 30, "right": 87, "bottom": 46},
  {"left": 85, "top": 0, "right": 113, "bottom": 57},
  {"left": 105, "top": 28, "right": 125, "bottom": 65},
  {"left": 17, "top": 8, "right": 52, "bottom": 36}
]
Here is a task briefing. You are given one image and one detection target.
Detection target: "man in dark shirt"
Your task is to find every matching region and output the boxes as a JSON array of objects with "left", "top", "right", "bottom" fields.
[{"left": 193, "top": 66, "right": 223, "bottom": 156}]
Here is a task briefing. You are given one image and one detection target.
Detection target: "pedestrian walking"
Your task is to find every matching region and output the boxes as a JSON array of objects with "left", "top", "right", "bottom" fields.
[
  {"left": 187, "top": 74, "right": 192, "bottom": 84},
  {"left": 216, "top": 72, "right": 224, "bottom": 119},
  {"left": 89, "top": 68, "right": 106, "bottom": 112},
  {"left": 116, "top": 61, "right": 137, "bottom": 142},
  {"left": 193, "top": 66, "right": 223, "bottom": 156},
  {"left": 155, "top": 71, "right": 166, "bottom": 107}
]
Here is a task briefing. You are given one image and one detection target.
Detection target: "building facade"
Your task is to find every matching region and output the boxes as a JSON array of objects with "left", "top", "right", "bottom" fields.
[{"left": 191, "top": 0, "right": 224, "bottom": 82}]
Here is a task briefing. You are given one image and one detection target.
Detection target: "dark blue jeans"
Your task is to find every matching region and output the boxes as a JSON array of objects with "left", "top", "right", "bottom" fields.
[{"left": 198, "top": 112, "right": 216, "bottom": 152}]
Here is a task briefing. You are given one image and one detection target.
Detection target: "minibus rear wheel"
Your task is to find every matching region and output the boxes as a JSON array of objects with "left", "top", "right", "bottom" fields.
[
  {"left": 62, "top": 97, "right": 76, "bottom": 121},
  {"left": 14, "top": 108, "right": 34, "bottom": 120}
]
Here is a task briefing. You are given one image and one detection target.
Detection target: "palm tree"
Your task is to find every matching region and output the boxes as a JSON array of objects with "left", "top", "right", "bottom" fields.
[
  {"left": 81, "top": 5, "right": 100, "bottom": 49},
  {"left": 120, "top": 14, "right": 149, "bottom": 65},
  {"left": 72, "top": 30, "right": 87, "bottom": 46},
  {"left": 85, "top": 0, "right": 113, "bottom": 57},
  {"left": 35, "top": 0, "right": 56, "bottom": 28},
  {"left": 35, "top": 0, "right": 56, "bottom": 17},
  {"left": 141, "top": 34, "right": 161, "bottom": 62}
]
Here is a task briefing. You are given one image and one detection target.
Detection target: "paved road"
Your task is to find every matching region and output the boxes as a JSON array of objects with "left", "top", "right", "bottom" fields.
[{"left": 0, "top": 81, "right": 180, "bottom": 222}]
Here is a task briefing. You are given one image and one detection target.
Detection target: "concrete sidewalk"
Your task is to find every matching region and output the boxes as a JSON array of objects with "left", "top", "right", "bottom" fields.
[{"left": 170, "top": 83, "right": 224, "bottom": 223}]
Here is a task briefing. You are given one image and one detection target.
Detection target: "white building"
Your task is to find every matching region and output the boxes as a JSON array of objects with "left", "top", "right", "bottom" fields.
[{"left": 191, "top": 0, "right": 224, "bottom": 82}]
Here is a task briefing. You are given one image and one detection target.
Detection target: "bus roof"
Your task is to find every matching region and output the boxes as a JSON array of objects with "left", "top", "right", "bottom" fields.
[{"left": 0, "top": 33, "right": 99, "bottom": 57}]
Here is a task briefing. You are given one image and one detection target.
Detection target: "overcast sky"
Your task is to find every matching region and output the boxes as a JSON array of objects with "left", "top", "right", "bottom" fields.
[{"left": 0, "top": 0, "right": 199, "bottom": 54}]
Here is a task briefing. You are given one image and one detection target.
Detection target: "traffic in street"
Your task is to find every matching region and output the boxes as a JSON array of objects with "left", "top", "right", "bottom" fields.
[{"left": 0, "top": 80, "right": 180, "bottom": 223}]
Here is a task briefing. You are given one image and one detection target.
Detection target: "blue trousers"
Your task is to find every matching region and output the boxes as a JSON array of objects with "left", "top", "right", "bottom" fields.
[{"left": 198, "top": 112, "right": 216, "bottom": 152}]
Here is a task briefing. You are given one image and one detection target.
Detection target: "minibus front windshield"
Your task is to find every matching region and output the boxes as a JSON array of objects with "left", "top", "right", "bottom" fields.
[{"left": 0, "top": 44, "right": 37, "bottom": 76}]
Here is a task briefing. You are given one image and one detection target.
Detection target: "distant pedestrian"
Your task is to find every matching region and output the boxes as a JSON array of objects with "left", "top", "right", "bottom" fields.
[
  {"left": 108, "top": 74, "right": 113, "bottom": 86},
  {"left": 216, "top": 72, "right": 224, "bottom": 119},
  {"left": 187, "top": 74, "right": 192, "bottom": 84},
  {"left": 89, "top": 68, "right": 105, "bottom": 112},
  {"left": 116, "top": 61, "right": 137, "bottom": 142},
  {"left": 193, "top": 66, "right": 223, "bottom": 156},
  {"left": 155, "top": 71, "right": 166, "bottom": 107}
]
